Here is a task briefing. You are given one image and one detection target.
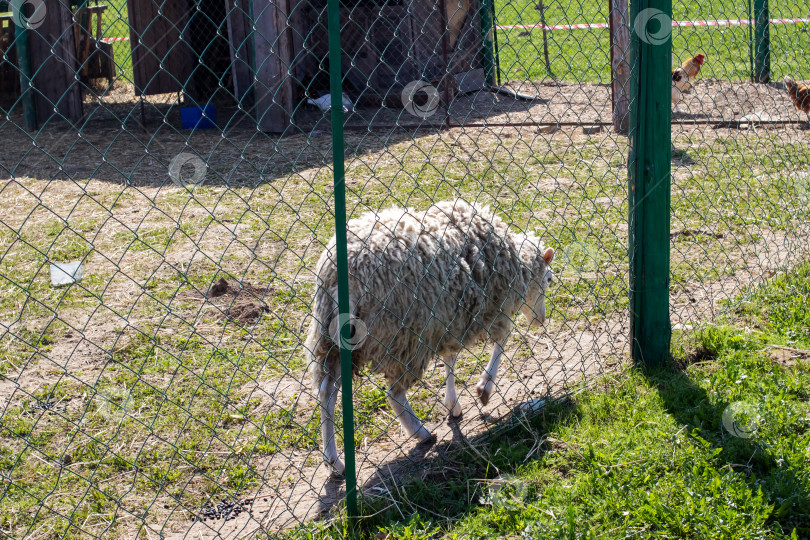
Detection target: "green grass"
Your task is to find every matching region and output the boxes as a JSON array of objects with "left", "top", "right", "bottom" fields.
[
  {"left": 0, "top": 128, "right": 807, "bottom": 536},
  {"left": 276, "top": 261, "right": 810, "bottom": 539},
  {"left": 98, "top": 0, "right": 134, "bottom": 82},
  {"left": 493, "top": 0, "right": 810, "bottom": 83}
]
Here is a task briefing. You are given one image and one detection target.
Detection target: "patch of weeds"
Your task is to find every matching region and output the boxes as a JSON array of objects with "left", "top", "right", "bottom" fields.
[
  {"left": 698, "top": 325, "right": 762, "bottom": 357},
  {"left": 258, "top": 403, "right": 318, "bottom": 454}
]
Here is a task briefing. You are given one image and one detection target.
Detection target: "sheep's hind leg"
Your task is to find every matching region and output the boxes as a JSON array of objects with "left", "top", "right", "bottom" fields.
[
  {"left": 387, "top": 386, "right": 433, "bottom": 442},
  {"left": 318, "top": 363, "right": 344, "bottom": 475},
  {"left": 443, "top": 355, "right": 463, "bottom": 418},
  {"left": 475, "top": 340, "right": 506, "bottom": 406}
]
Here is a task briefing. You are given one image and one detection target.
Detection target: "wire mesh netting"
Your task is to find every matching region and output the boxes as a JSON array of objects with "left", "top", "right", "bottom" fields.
[{"left": 0, "top": 0, "right": 808, "bottom": 537}]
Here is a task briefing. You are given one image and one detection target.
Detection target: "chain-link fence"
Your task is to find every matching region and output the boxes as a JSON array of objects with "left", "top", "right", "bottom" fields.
[{"left": 0, "top": 0, "right": 808, "bottom": 537}]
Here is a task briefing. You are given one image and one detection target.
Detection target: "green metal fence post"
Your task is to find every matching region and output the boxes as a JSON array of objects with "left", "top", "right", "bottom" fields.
[
  {"left": 12, "top": 22, "right": 37, "bottom": 131},
  {"left": 478, "top": 0, "right": 496, "bottom": 86},
  {"left": 753, "top": 0, "right": 770, "bottom": 83},
  {"left": 628, "top": 0, "right": 672, "bottom": 368},
  {"left": 325, "top": 0, "right": 358, "bottom": 519}
]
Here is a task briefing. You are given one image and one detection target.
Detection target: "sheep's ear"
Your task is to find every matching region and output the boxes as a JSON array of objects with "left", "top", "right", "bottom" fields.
[{"left": 543, "top": 247, "right": 554, "bottom": 264}]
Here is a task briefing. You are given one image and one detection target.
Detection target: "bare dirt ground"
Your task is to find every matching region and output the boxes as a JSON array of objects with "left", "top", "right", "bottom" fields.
[
  {"left": 335, "top": 79, "right": 807, "bottom": 127},
  {"left": 7, "top": 77, "right": 805, "bottom": 136}
]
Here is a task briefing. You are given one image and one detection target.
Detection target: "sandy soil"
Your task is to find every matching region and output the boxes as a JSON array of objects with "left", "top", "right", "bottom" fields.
[{"left": 5, "top": 77, "right": 805, "bottom": 136}]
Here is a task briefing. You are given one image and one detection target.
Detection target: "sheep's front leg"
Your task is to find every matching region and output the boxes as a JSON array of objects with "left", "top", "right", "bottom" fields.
[
  {"left": 387, "top": 387, "right": 433, "bottom": 442},
  {"left": 475, "top": 340, "right": 506, "bottom": 406},
  {"left": 318, "top": 368, "right": 344, "bottom": 475},
  {"left": 443, "top": 355, "right": 463, "bottom": 418}
]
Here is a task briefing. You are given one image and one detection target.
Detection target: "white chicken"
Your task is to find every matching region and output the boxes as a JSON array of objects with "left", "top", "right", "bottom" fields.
[{"left": 306, "top": 93, "right": 354, "bottom": 113}]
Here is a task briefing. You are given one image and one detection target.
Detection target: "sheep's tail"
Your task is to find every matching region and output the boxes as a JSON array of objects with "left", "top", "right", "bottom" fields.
[
  {"left": 306, "top": 285, "right": 336, "bottom": 389},
  {"left": 306, "top": 286, "right": 359, "bottom": 387}
]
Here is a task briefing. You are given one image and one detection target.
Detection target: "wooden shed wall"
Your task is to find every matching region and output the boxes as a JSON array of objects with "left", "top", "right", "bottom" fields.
[
  {"left": 123, "top": 0, "right": 486, "bottom": 130},
  {"left": 28, "top": 1, "right": 82, "bottom": 124},
  {"left": 126, "top": 0, "right": 194, "bottom": 96},
  {"left": 295, "top": 0, "right": 484, "bottom": 106}
]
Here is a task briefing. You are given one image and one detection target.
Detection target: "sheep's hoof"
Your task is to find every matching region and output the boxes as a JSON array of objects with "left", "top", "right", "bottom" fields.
[
  {"left": 326, "top": 457, "right": 345, "bottom": 476},
  {"left": 413, "top": 425, "right": 433, "bottom": 442},
  {"left": 475, "top": 380, "right": 493, "bottom": 406},
  {"left": 444, "top": 399, "right": 463, "bottom": 418}
]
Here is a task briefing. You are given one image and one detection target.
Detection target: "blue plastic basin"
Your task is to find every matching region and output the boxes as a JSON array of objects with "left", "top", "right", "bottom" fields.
[{"left": 180, "top": 105, "right": 217, "bottom": 129}]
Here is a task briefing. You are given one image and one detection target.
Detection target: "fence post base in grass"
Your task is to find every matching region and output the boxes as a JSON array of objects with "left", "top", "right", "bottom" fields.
[
  {"left": 753, "top": 0, "right": 770, "bottom": 83},
  {"left": 628, "top": 0, "right": 672, "bottom": 367}
]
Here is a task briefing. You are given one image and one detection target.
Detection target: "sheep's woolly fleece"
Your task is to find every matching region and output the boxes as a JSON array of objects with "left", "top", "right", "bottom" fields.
[{"left": 306, "top": 199, "right": 551, "bottom": 392}]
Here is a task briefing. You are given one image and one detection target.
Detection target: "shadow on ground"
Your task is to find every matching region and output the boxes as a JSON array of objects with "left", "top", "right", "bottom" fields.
[
  {"left": 648, "top": 360, "right": 810, "bottom": 537},
  {"left": 317, "top": 396, "right": 577, "bottom": 531}
]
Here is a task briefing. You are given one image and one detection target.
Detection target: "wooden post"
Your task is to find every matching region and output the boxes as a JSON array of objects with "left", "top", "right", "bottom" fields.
[
  {"left": 27, "top": 1, "right": 82, "bottom": 125},
  {"left": 252, "top": 0, "right": 294, "bottom": 133},
  {"left": 225, "top": 0, "right": 254, "bottom": 105},
  {"left": 609, "top": 0, "right": 630, "bottom": 134},
  {"left": 628, "top": 0, "right": 672, "bottom": 367},
  {"left": 538, "top": 1, "right": 552, "bottom": 79}
]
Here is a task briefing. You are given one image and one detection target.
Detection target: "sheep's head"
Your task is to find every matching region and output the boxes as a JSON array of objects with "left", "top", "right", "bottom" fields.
[{"left": 520, "top": 246, "right": 555, "bottom": 326}]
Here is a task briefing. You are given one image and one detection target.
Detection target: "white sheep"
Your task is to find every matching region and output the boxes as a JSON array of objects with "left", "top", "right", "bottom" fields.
[{"left": 305, "top": 199, "right": 555, "bottom": 474}]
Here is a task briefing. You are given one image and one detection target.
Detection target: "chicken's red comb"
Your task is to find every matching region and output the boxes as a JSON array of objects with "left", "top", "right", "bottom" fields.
[{"left": 695, "top": 54, "right": 706, "bottom": 64}]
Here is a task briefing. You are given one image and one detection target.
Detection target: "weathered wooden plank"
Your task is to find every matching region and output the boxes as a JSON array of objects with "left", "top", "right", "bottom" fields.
[
  {"left": 252, "top": 0, "right": 294, "bottom": 132},
  {"left": 225, "top": 0, "right": 253, "bottom": 102},
  {"left": 410, "top": 0, "right": 445, "bottom": 80},
  {"left": 445, "top": 0, "right": 481, "bottom": 76},
  {"left": 126, "top": 0, "right": 192, "bottom": 96},
  {"left": 338, "top": 7, "right": 378, "bottom": 105},
  {"left": 28, "top": 0, "right": 82, "bottom": 124},
  {"left": 445, "top": 0, "right": 471, "bottom": 50},
  {"left": 288, "top": 0, "right": 312, "bottom": 98},
  {"left": 609, "top": 0, "right": 630, "bottom": 134}
]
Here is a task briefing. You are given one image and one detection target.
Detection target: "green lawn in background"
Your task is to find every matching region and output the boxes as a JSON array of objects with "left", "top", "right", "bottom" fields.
[
  {"left": 493, "top": 0, "right": 810, "bottom": 83},
  {"left": 98, "top": 0, "right": 134, "bottom": 82}
]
